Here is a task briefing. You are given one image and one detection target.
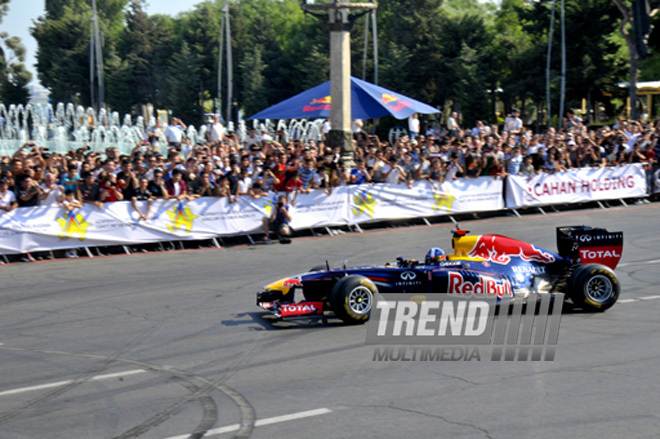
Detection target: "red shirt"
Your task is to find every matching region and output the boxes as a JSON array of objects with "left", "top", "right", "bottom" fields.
[
  {"left": 102, "top": 185, "right": 123, "bottom": 202},
  {"left": 642, "top": 150, "right": 655, "bottom": 170},
  {"left": 273, "top": 164, "right": 287, "bottom": 191},
  {"left": 285, "top": 178, "right": 302, "bottom": 192}
]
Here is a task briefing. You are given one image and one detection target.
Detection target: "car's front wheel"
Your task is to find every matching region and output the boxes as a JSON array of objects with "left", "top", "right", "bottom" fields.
[
  {"left": 569, "top": 264, "right": 620, "bottom": 312},
  {"left": 330, "top": 275, "right": 377, "bottom": 324}
]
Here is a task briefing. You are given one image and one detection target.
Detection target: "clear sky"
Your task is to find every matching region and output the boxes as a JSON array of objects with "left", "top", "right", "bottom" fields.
[{"left": 3, "top": 0, "right": 203, "bottom": 86}]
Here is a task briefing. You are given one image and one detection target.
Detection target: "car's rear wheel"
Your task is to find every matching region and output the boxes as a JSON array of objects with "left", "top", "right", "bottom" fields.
[
  {"left": 330, "top": 275, "right": 377, "bottom": 324},
  {"left": 569, "top": 264, "right": 620, "bottom": 312}
]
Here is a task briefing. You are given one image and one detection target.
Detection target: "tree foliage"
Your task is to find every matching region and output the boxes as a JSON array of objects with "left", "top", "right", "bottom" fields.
[
  {"left": 0, "top": 0, "right": 32, "bottom": 104},
  {"left": 26, "top": 0, "right": 659, "bottom": 125}
]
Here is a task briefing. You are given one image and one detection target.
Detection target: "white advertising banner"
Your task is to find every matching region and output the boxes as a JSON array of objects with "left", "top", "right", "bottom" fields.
[
  {"left": 0, "top": 177, "right": 504, "bottom": 254},
  {"left": 347, "top": 177, "right": 504, "bottom": 225},
  {"left": 505, "top": 164, "right": 647, "bottom": 208}
]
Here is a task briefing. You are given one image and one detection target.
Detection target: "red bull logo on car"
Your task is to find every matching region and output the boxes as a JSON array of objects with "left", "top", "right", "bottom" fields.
[
  {"left": 380, "top": 93, "right": 412, "bottom": 113},
  {"left": 283, "top": 278, "right": 303, "bottom": 288},
  {"left": 464, "top": 235, "right": 556, "bottom": 265},
  {"left": 448, "top": 272, "right": 513, "bottom": 297},
  {"left": 303, "top": 96, "right": 332, "bottom": 112}
]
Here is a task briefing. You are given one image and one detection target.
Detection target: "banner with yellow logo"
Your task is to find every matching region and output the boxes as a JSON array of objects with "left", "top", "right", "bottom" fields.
[{"left": 0, "top": 178, "right": 502, "bottom": 254}]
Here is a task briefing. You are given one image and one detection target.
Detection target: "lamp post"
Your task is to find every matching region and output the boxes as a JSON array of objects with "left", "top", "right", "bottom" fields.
[
  {"left": 217, "top": 0, "right": 233, "bottom": 123},
  {"left": 301, "top": 1, "right": 377, "bottom": 166},
  {"left": 90, "top": 0, "right": 104, "bottom": 111}
]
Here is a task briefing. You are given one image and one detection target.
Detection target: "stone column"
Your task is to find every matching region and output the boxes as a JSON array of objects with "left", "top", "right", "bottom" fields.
[{"left": 328, "top": 6, "right": 355, "bottom": 166}]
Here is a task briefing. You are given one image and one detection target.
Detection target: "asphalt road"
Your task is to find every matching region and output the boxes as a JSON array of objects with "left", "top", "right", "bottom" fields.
[{"left": 1, "top": 204, "right": 659, "bottom": 439}]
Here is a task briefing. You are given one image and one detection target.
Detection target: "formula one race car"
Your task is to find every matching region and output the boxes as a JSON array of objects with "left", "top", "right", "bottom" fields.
[{"left": 256, "top": 225, "right": 623, "bottom": 324}]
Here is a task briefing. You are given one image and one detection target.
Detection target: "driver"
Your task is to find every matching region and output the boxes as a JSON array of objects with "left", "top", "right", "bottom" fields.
[{"left": 425, "top": 248, "right": 446, "bottom": 265}]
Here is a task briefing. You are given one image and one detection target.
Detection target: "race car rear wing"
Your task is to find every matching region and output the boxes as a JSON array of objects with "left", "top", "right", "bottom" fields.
[{"left": 556, "top": 226, "right": 623, "bottom": 269}]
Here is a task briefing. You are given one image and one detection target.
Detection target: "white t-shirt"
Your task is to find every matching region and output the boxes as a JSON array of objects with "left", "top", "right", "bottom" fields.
[
  {"left": 624, "top": 130, "right": 641, "bottom": 153},
  {"left": 40, "top": 184, "right": 63, "bottom": 205},
  {"left": 149, "top": 125, "right": 164, "bottom": 150},
  {"left": 207, "top": 122, "right": 225, "bottom": 143},
  {"left": 417, "top": 159, "right": 431, "bottom": 179},
  {"left": 244, "top": 134, "right": 261, "bottom": 149},
  {"left": 172, "top": 181, "right": 183, "bottom": 197},
  {"left": 238, "top": 177, "right": 252, "bottom": 194},
  {"left": 447, "top": 116, "right": 458, "bottom": 131},
  {"left": 445, "top": 164, "right": 460, "bottom": 181},
  {"left": 164, "top": 124, "right": 184, "bottom": 143},
  {"left": 504, "top": 116, "right": 523, "bottom": 132},
  {"left": 0, "top": 190, "right": 16, "bottom": 208},
  {"left": 383, "top": 164, "right": 402, "bottom": 184},
  {"left": 408, "top": 116, "right": 420, "bottom": 134}
]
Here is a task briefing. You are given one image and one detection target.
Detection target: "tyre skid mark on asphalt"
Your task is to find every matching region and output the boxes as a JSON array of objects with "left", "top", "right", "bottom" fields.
[
  {"left": 0, "top": 369, "right": 146, "bottom": 398},
  {"left": 112, "top": 371, "right": 218, "bottom": 439},
  {"left": 0, "top": 326, "right": 159, "bottom": 424},
  {"left": 0, "top": 345, "right": 254, "bottom": 439},
  {"left": 163, "top": 408, "right": 333, "bottom": 439},
  {"left": 114, "top": 318, "right": 337, "bottom": 438},
  {"left": 0, "top": 304, "right": 336, "bottom": 437}
]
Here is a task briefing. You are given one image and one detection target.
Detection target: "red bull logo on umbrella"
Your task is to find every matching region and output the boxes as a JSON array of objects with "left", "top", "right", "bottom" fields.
[
  {"left": 466, "top": 235, "right": 556, "bottom": 265},
  {"left": 303, "top": 96, "right": 332, "bottom": 112},
  {"left": 380, "top": 93, "right": 412, "bottom": 113}
]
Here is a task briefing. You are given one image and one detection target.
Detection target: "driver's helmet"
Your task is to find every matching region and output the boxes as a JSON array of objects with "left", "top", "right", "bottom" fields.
[{"left": 425, "top": 248, "right": 446, "bottom": 264}]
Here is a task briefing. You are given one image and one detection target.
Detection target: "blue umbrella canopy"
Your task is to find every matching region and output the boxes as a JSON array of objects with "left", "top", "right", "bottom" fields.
[{"left": 248, "top": 77, "right": 439, "bottom": 120}]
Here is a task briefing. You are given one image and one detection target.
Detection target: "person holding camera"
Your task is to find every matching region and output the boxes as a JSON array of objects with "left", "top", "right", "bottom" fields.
[
  {"left": 16, "top": 175, "right": 42, "bottom": 207},
  {"left": 444, "top": 153, "right": 464, "bottom": 181},
  {"left": 262, "top": 194, "right": 292, "bottom": 244},
  {"left": 164, "top": 117, "right": 187, "bottom": 149},
  {"left": 350, "top": 158, "right": 372, "bottom": 185},
  {"left": 206, "top": 114, "right": 225, "bottom": 144},
  {"left": 255, "top": 167, "right": 280, "bottom": 193},
  {"left": 99, "top": 173, "right": 124, "bottom": 202}
]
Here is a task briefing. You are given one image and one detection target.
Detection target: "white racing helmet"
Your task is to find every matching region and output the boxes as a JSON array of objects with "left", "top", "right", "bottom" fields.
[{"left": 425, "top": 247, "right": 446, "bottom": 264}]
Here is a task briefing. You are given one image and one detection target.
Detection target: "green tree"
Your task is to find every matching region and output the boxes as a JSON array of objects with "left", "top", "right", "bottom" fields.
[
  {"left": 147, "top": 14, "right": 177, "bottom": 110},
  {"left": 377, "top": 0, "right": 444, "bottom": 103},
  {"left": 0, "top": 0, "right": 32, "bottom": 104},
  {"left": 240, "top": 45, "right": 268, "bottom": 117},
  {"left": 108, "top": 0, "right": 156, "bottom": 113},
  {"left": 167, "top": 42, "right": 202, "bottom": 124},
  {"left": 31, "top": 6, "right": 93, "bottom": 104},
  {"left": 435, "top": 13, "right": 492, "bottom": 125},
  {"left": 31, "top": 0, "right": 129, "bottom": 106},
  {"left": 512, "top": 0, "right": 623, "bottom": 122},
  {"left": 181, "top": 2, "right": 221, "bottom": 97}
]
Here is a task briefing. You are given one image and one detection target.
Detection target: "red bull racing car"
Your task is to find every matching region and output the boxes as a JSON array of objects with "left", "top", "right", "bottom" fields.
[{"left": 256, "top": 226, "right": 623, "bottom": 324}]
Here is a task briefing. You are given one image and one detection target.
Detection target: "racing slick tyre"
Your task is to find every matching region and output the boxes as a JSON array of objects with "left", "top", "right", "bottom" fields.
[
  {"left": 330, "top": 275, "right": 377, "bottom": 324},
  {"left": 569, "top": 263, "right": 620, "bottom": 312}
]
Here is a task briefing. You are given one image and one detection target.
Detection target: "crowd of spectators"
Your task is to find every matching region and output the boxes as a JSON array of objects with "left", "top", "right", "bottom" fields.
[{"left": 1, "top": 111, "right": 659, "bottom": 221}]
